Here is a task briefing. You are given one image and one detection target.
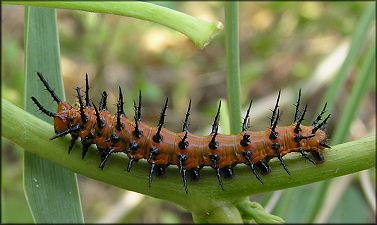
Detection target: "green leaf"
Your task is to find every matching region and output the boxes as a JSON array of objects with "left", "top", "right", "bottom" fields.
[
  {"left": 23, "top": 7, "right": 83, "bottom": 223},
  {"left": 328, "top": 185, "right": 370, "bottom": 223}
]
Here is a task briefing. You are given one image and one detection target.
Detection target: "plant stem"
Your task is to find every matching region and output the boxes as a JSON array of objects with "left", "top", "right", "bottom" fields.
[
  {"left": 3, "top": 1, "right": 223, "bottom": 49},
  {"left": 225, "top": 2, "right": 242, "bottom": 135},
  {"left": 2, "top": 98, "right": 375, "bottom": 214}
]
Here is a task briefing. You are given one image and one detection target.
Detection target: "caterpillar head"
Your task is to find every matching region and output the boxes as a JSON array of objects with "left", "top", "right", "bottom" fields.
[
  {"left": 54, "top": 102, "right": 71, "bottom": 134},
  {"left": 305, "top": 127, "right": 329, "bottom": 163}
]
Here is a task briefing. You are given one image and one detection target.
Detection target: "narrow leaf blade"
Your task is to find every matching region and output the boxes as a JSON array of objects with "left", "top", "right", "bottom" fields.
[{"left": 24, "top": 6, "right": 84, "bottom": 223}]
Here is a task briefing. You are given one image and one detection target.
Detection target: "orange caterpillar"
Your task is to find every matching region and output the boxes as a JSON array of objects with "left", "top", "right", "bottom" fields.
[{"left": 31, "top": 72, "right": 331, "bottom": 193}]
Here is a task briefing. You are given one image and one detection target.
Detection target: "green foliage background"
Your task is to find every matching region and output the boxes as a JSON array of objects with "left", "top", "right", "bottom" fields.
[{"left": 2, "top": 2, "right": 375, "bottom": 223}]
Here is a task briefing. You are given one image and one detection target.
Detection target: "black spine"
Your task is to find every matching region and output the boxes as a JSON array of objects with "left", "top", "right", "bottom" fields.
[
  {"left": 49, "top": 124, "right": 80, "bottom": 140},
  {"left": 178, "top": 155, "right": 188, "bottom": 193},
  {"left": 76, "top": 87, "right": 87, "bottom": 123},
  {"left": 127, "top": 158, "right": 134, "bottom": 172},
  {"left": 149, "top": 163, "right": 156, "bottom": 188},
  {"left": 118, "top": 86, "right": 125, "bottom": 116},
  {"left": 182, "top": 99, "right": 191, "bottom": 132},
  {"left": 93, "top": 103, "right": 105, "bottom": 129},
  {"left": 31, "top": 97, "right": 56, "bottom": 117},
  {"left": 208, "top": 125, "right": 219, "bottom": 150},
  {"left": 277, "top": 154, "right": 291, "bottom": 175},
  {"left": 312, "top": 102, "right": 328, "bottom": 126},
  {"left": 269, "top": 109, "right": 280, "bottom": 140},
  {"left": 85, "top": 73, "right": 91, "bottom": 107},
  {"left": 209, "top": 154, "right": 224, "bottom": 190},
  {"left": 298, "top": 148, "right": 316, "bottom": 165},
  {"left": 153, "top": 97, "right": 168, "bottom": 143},
  {"left": 295, "top": 104, "right": 307, "bottom": 133},
  {"left": 133, "top": 100, "right": 143, "bottom": 138},
  {"left": 99, "top": 149, "right": 114, "bottom": 170},
  {"left": 209, "top": 101, "right": 221, "bottom": 149},
  {"left": 242, "top": 99, "right": 253, "bottom": 132},
  {"left": 116, "top": 87, "right": 125, "bottom": 131},
  {"left": 116, "top": 103, "right": 124, "bottom": 131},
  {"left": 294, "top": 89, "right": 301, "bottom": 122},
  {"left": 137, "top": 90, "right": 142, "bottom": 121},
  {"left": 312, "top": 114, "right": 331, "bottom": 134},
  {"left": 242, "top": 151, "right": 263, "bottom": 184},
  {"left": 178, "top": 100, "right": 191, "bottom": 150},
  {"left": 211, "top": 101, "right": 221, "bottom": 134},
  {"left": 36, "top": 72, "right": 61, "bottom": 103},
  {"left": 270, "top": 90, "right": 281, "bottom": 126},
  {"left": 99, "top": 91, "right": 108, "bottom": 111}
]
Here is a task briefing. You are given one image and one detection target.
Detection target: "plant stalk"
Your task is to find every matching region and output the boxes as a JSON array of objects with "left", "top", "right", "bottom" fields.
[
  {"left": 225, "top": 1, "right": 242, "bottom": 135},
  {"left": 2, "top": 98, "right": 375, "bottom": 215},
  {"left": 3, "top": 1, "right": 223, "bottom": 49}
]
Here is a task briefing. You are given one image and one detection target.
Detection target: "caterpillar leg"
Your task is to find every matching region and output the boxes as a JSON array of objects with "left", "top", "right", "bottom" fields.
[
  {"left": 81, "top": 141, "right": 91, "bottom": 159},
  {"left": 256, "top": 160, "right": 271, "bottom": 175},
  {"left": 311, "top": 151, "right": 325, "bottom": 164},
  {"left": 80, "top": 132, "right": 94, "bottom": 159},
  {"left": 220, "top": 165, "right": 235, "bottom": 179},
  {"left": 188, "top": 168, "right": 201, "bottom": 182},
  {"left": 298, "top": 148, "right": 316, "bottom": 165},
  {"left": 155, "top": 164, "right": 167, "bottom": 177},
  {"left": 68, "top": 134, "right": 79, "bottom": 154}
]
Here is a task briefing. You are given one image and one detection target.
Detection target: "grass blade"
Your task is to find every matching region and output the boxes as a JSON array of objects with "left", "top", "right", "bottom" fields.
[
  {"left": 316, "top": 3, "right": 375, "bottom": 117},
  {"left": 331, "top": 38, "right": 375, "bottom": 144},
  {"left": 24, "top": 7, "right": 83, "bottom": 223},
  {"left": 268, "top": 4, "right": 375, "bottom": 222},
  {"left": 305, "top": 4, "right": 375, "bottom": 223}
]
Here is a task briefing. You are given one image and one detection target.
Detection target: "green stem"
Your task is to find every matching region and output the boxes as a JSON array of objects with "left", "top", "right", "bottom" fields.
[
  {"left": 3, "top": 1, "right": 223, "bottom": 49},
  {"left": 237, "top": 200, "right": 284, "bottom": 223},
  {"left": 2, "top": 98, "right": 375, "bottom": 214},
  {"left": 225, "top": 2, "right": 242, "bottom": 135}
]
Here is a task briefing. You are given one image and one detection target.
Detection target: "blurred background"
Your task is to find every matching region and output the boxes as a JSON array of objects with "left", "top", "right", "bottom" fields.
[{"left": 2, "top": 1, "right": 375, "bottom": 223}]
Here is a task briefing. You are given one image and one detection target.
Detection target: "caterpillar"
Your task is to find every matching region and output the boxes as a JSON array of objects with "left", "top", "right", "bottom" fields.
[{"left": 31, "top": 72, "right": 331, "bottom": 193}]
